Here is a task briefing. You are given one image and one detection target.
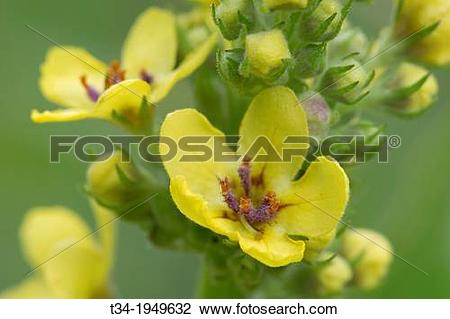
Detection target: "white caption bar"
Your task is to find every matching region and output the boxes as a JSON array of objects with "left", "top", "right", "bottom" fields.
[{"left": 0, "top": 299, "right": 449, "bottom": 318}]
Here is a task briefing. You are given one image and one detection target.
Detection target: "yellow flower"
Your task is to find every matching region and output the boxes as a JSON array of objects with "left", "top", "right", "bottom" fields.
[
  {"left": 389, "top": 63, "right": 438, "bottom": 115},
  {"left": 32, "top": 8, "right": 217, "bottom": 128},
  {"left": 340, "top": 228, "right": 393, "bottom": 290},
  {"left": 395, "top": 0, "right": 450, "bottom": 66},
  {"left": 316, "top": 253, "right": 352, "bottom": 294},
  {"left": 1, "top": 203, "right": 116, "bottom": 298},
  {"left": 160, "top": 86, "right": 349, "bottom": 267}
]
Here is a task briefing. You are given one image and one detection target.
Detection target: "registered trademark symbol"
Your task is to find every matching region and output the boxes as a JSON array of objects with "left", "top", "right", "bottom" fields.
[{"left": 388, "top": 135, "right": 401, "bottom": 148}]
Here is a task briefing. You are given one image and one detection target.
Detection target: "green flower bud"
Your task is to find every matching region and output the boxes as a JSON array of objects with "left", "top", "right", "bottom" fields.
[
  {"left": 262, "top": 0, "right": 307, "bottom": 10},
  {"left": 214, "top": 0, "right": 252, "bottom": 40},
  {"left": 320, "top": 59, "right": 373, "bottom": 104},
  {"left": 301, "top": 93, "right": 331, "bottom": 139},
  {"left": 330, "top": 120, "right": 384, "bottom": 164},
  {"left": 340, "top": 228, "right": 393, "bottom": 290},
  {"left": 300, "top": 0, "right": 351, "bottom": 42},
  {"left": 316, "top": 253, "right": 353, "bottom": 294},
  {"left": 386, "top": 63, "right": 438, "bottom": 115},
  {"left": 86, "top": 151, "right": 153, "bottom": 224},
  {"left": 244, "top": 29, "right": 291, "bottom": 80},
  {"left": 293, "top": 43, "right": 327, "bottom": 79},
  {"left": 329, "top": 28, "right": 369, "bottom": 60}
]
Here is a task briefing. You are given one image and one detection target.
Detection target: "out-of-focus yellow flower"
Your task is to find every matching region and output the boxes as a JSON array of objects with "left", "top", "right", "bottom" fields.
[
  {"left": 245, "top": 30, "right": 291, "bottom": 80},
  {"left": 160, "top": 86, "right": 349, "bottom": 267},
  {"left": 1, "top": 203, "right": 116, "bottom": 298},
  {"left": 316, "top": 253, "right": 352, "bottom": 294},
  {"left": 389, "top": 63, "right": 438, "bottom": 115},
  {"left": 395, "top": 0, "right": 450, "bottom": 66},
  {"left": 340, "top": 228, "right": 393, "bottom": 290},
  {"left": 263, "top": 0, "right": 307, "bottom": 10},
  {"left": 32, "top": 7, "right": 217, "bottom": 128}
]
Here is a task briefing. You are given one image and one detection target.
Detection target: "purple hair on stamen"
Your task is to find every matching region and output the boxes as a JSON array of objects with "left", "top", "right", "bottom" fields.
[
  {"left": 80, "top": 76, "right": 100, "bottom": 102},
  {"left": 220, "top": 178, "right": 240, "bottom": 213},
  {"left": 238, "top": 161, "right": 251, "bottom": 197}
]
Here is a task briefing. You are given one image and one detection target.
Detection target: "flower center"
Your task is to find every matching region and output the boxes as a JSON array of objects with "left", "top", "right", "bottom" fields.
[
  {"left": 80, "top": 60, "right": 154, "bottom": 102},
  {"left": 220, "top": 161, "right": 281, "bottom": 229}
]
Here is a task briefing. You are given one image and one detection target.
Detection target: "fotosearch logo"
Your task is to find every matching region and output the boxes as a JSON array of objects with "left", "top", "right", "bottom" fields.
[{"left": 49, "top": 134, "right": 401, "bottom": 164}]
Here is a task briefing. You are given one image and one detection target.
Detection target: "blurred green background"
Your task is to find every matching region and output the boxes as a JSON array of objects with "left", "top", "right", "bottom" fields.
[{"left": 0, "top": 0, "right": 449, "bottom": 298}]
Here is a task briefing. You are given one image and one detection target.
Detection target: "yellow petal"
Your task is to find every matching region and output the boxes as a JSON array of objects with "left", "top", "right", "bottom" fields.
[
  {"left": 95, "top": 79, "right": 151, "bottom": 122},
  {"left": 277, "top": 157, "right": 349, "bottom": 238},
  {"left": 150, "top": 33, "right": 218, "bottom": 103},
  {"left": 207, "top": 216, "right": 306, "bottom": 267},
  {"left": 39, "top": 46, "right": 107, "bottom": 109},
  {"left": 31, "top": 108, "right": 92, "bottom": 123},
  {"left": 237, "top": 224, "right": 305, "bottom": 267},
  {"left": 239, "top": 86, "right": 309, "bottom": 194},
  {"left": 40, "top": 240, "right": 107, "bottom": 298},
  {"left": 122, "top": 8, "right": 177, "bottom": 78},
  {"left": 170, "top": 175, "right": 220, "bottom": 229},
  {"left": 20, "top": 206, "right": 98, "bottom": 268},
  {"left": 161, "top": 108, "right": 237, "bottom": 207},
  {"left": 1, "top": 275, "right": 54, "bottom": 299},
  {"left": 91, "top": 200, "right": 116, "bottom": 271}
]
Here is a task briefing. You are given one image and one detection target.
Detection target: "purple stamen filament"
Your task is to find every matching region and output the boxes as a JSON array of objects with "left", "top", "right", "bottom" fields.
[
  {"left": 220, "top": 162, "right": 281, "bottom": 228},
  {"left": 80, "top": 75, "right": 100, "bottom": 102},
  {"left": 80, "top": 63, "right": 154, "bottom": 102}
]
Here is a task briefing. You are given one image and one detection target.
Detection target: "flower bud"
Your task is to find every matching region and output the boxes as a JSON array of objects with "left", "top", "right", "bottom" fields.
[
  {"left": 293, "top": 43, "right": 327, "bottom": 79},
  {"left": 244, "top": 30, "right": 291, "bottom": 80},
  {"left": 340, "top": 228, "right": 393, "bottom": 290},
  {"left": 303, "top": 229, "right": 336, "bottom": 262},
  {"left": 300, "top": 93, "right": 331, "bottom": 139},
  {"left": 394, "top": 0, "right": 450, "bottom": 66},
  {"left": 300, "top": 0, "right": 350, "bottom": 42},
  {"left": 262, "top": 0, "right": 307, "bottom": 10},
  {"left": 214, "top": 0, "right": 252, "bottom": 40},
  {"left": 329, "top": 28, "right": 369, "bottom": 60},
  {"left": 387, "top": 63, "right": 438, "bottom": 115},
  {"left": 86, "top": 151, "right": 153, "bottom": 224},
  {"left": 316, "top": 253, "right": 353, "bottom": 294},
  {"left": 320, "top": 59, "right": 372, "bottom": 105}
]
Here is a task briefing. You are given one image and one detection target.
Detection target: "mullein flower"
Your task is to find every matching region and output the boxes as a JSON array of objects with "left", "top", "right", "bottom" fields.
[
  {"left": 340, "top": 228, "right": 393, "bottom": 290},
  {"left": 315, "top": 253, "right": 353, "bottom": 294},
  {"left": 160, "top": 86, "right": 349, "bottom": 267},
  {"left": 1, "top": 203, "right": 116, "bottom": 298},
  {"left": 386, "top": 63, "right": 438, "bottom": 115},
  {"left": 32, "top": 8, "right": 217, "bottom": 130},
  {"left": 395, "top": 0, "right": 450, "bottom": 66}
]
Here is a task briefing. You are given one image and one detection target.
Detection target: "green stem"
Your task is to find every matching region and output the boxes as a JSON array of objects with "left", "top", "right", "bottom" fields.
[{"left": 197, "top": 257, "right": 247, "bottom": 298}]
